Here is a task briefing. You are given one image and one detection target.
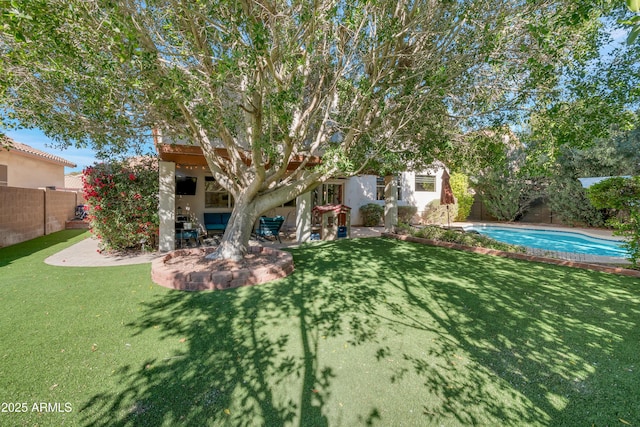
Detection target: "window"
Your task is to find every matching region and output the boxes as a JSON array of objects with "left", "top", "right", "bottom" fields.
[
  {"left": 376, "top": 177, "right": 385, "bottom": 200},
  {"left": 376, "top": 176, "right": 402, "bottom": 200},
  {"left": 415, "top": 175, "right": 436, "bottom": 192},
  {"left": 0, "top": 164, "right": 6, "bottom": 186},
  {"left": 204, "top": 176, "right": 234, "bottom": 208},
  {"left": 314, "top": 183, "right": 343, "bottom": 205}
]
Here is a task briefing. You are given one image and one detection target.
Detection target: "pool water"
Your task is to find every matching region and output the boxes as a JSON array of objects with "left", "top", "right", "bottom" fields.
[{"left": 466, "top": 225, "right": 627, "bottom": 258}]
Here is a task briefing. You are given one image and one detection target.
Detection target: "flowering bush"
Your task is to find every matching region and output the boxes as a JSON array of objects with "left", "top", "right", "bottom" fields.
[{"left": 83, "top": 157, "right": 159, "bottom": 252}]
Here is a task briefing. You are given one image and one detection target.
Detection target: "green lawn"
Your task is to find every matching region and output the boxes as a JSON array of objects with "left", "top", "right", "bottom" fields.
[{"left": 1, "top": 230, "right": 639, "bottom": 426}]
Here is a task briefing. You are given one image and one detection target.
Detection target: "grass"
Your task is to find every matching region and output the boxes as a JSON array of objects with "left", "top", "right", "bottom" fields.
[{"left": 1, "top": 230, "right": 639, "bottom": 426}]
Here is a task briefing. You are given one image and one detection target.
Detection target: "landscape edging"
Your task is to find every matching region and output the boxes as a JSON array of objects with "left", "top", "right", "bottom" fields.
[{"left": 381, "top": 232, "right": 640, "bottom": 278}]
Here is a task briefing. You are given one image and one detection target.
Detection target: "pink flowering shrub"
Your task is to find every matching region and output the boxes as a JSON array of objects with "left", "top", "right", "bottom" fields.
[{"left": 83, "top": 157, "right": 159, "bottom": 252}]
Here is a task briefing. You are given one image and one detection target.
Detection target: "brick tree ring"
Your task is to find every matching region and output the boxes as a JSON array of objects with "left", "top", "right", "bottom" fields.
[{"left": 151, "top": 246, "right": 295, "bottom": 291}]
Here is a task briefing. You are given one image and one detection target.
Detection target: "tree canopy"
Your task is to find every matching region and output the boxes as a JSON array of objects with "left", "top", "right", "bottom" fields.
[{"left": 0, "top": 0, "right": 617, "bottom": 258}]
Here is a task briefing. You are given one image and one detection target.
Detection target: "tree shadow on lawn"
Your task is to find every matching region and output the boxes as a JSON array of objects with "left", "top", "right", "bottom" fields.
[
  {"left": 381, "top": 239, "right": 640, "bottom": 425},
  {"left": 79, "top": 237, "right": 640, "bottom": 426}
]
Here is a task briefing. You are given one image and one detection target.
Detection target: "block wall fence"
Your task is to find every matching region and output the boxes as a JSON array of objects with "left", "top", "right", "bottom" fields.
[{"left": 0, "top": 186, "right": 80, "bottom": 248}]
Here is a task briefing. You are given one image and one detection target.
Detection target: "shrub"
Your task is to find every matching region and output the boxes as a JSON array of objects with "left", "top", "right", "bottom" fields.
[
  {"left": 83, "top": 157, "right": 159, "bottom": 252},
  {"left": 411, "top": 225, "right": 525, "bottom": 253},
  {"left": 587, "top": 176, "right": 640, "bottom": 267},
  {"left": 360, "top": 203, "right": 384, "bottom": 226},
  {"left": 420, "top": 200, "right": 458, "bottom": 225},
  {"left": 450, "top": 172, "right": 474, "bottom": 221},
  {"left": 474, "top": 170, "right": 539, "bottom": 222},
  {"left": 397, "top": 205, "right": 418, "bottom": 224},
  {"left": 547, "top": 177, "right": 606, "bottom": 227}
]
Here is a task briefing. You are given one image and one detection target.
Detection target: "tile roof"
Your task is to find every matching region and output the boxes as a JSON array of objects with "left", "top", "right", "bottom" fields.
[
  {"left": 64, "top": 173, "right": 84, "bottom": 190},
  {"left": 1, "top": 135, "right": 76, "bottom": 167}
]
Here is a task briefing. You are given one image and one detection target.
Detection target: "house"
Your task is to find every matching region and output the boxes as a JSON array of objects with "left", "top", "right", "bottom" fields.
[
  {"left": 155, "top": 141, "right": 447, "bottom": 251},
  {"left": 0, "top": 137, "right": 76, "bottom": 188},
  {"left": 0, "top": 137, "right": 80, "bottom": 247}
]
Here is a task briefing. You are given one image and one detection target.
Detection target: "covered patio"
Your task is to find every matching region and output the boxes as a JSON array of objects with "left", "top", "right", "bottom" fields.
[{"left": 155, "top": 142, "right": 378, "bottom": 251}]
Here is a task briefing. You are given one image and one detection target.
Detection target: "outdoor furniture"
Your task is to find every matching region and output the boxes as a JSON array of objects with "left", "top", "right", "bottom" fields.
[
  {"left": 254, "top": 216, "right": 285, "bottom": 243},
  {"left": 175, "top": 222, "right": 200, "bottom": 248},
  {"left": 204, "top": 212, "right": 232, "bottom": 236}
]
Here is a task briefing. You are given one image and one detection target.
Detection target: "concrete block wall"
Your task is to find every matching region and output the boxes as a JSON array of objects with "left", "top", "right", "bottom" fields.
[
  {"left": 0, "top": 186, "right": 79, "bottom": 248},
  {"left": 45, "top": 190, "right": 78, "bottom": 235}
]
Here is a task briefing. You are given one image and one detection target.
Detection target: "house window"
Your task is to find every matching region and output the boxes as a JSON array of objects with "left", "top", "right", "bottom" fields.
[
  {"left": 415, "top": 175, "right": 436, "bottom": 192},
  {"left": 205, "top": 176, "right": 234, "bottom": 208},
  {"left": 0, "top": 164, "right": 6, "bottom": 186},
  {"left": 376, "top": 176, "right": 402, "bottom": 200}
]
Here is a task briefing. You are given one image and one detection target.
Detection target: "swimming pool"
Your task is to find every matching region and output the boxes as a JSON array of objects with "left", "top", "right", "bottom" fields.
[{"left": 465, "top": 225, "right": 628, "bottom": 258}]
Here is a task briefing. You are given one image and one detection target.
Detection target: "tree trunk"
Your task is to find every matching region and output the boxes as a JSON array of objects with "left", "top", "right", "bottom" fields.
[
  {"left": 384, "top": 175, "right": 398, "bottom": 233},
  {"left": 205, "top": 197, "right": 262, "bottom": 261}
]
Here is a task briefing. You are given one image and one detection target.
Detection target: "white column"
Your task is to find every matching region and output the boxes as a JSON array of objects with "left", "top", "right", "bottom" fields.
[
  {"left": 384, "top": 175, "right": 398, "bottom": 233},
  {"left": 159, "top": 161, "right": 176, "bottom": 252},
  {"left": 296, "top": 191, "right": 312, "bottom": 243}
]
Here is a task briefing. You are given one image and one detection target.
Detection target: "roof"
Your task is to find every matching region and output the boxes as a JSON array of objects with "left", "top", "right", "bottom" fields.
[
  {"left": 312, "top": 204, "right": 351, "bottom": 213},
  {"left": 64, "top": 174, "right": 84, "bottom": 190},
  {"left": 1, "top": 136, "right": 76, "bottom": 168}
]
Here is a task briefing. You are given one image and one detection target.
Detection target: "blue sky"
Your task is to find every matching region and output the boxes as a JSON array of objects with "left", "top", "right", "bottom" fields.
[
  {"left": 2, "top": 127, "right": 157, "bottom": 174},
  {"left": 3, "top": 128, "right": 99, "bottom": 173}
]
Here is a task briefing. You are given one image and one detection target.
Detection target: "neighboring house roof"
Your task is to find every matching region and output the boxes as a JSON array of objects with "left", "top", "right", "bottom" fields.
[
  {"left": 1, "top": 136, "right": 76, "bottom": 168},
  {"left": 64, "top": 173, "right": 84, "bottom": 190},
  {"left": 578, "top": 176, "right": 632, "bottom": 189}
]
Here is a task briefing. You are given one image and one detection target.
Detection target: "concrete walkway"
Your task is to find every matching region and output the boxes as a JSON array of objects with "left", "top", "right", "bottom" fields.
[
  {"left": 44, "top": 226, "right": 385, "bottom": 267},
  {"left": 44, "top": 223, "right": 628, "bottom": 268},
  {"left": 44, "top": 237, "right": 163, "bottom": 267}
]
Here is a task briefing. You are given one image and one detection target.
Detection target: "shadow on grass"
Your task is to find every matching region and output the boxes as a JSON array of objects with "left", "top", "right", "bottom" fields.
[
  {"left": 79, "top": 237, "right": 640, "bottom": 426},
  {"left": 0, "top": 229, "right": 87, "bottom": 268}
]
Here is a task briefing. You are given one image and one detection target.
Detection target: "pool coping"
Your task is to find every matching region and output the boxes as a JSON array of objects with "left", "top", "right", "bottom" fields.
[
  {"left": 467, "top": 222, "right": 625, "bottom": 242},
  {"left": 464, "top": 222, "right": 627, "bottom": 262},
  {"left": 382, "top": 232, "right": 640, "bottom": 278}
]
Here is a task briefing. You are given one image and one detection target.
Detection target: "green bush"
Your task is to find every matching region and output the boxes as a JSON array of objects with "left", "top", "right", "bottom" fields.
[
  {"left": 397, "top": 205, "right": 418, "bottom": 224},
  {"left": 474, "top": 169, "right": 539, "bottom": 222},
  {"left": 83, "top": 157, "right": 159, "bottom": 252},
  {"left": 421, "top": 200, "right": 458, "bottom": 225},
  {"left": 411, "top": 225, "right": 525, "bottom": 253},
  {"left": 587, "top": 176, "right": 640, "bottom": 267},
  {"left": 360, "top": 203, "right": 384, "bottom": 226},
  {"left": 547, "top": 177, "right": 605, "bottom": 227},
  {"left": 450, "top": 172, "right": 474, "bottom": 221}
]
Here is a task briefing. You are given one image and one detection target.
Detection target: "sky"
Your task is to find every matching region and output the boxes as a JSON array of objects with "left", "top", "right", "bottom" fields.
[
  {"left": 2, "top": 127, "right": 156, "bottom": 174},
  {"left": 2, "top": 128, "right": 99, "bottom": 173}
]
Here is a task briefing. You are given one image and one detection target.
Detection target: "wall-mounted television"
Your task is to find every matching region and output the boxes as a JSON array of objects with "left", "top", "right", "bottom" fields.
[{"left": 176, "top": 176, "right": 197, "bottom": 195}]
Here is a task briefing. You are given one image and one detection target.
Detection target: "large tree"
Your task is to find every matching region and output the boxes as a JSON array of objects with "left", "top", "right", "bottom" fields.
[{"left": 1, "top": 0, "right": 611, "bottom": 259}]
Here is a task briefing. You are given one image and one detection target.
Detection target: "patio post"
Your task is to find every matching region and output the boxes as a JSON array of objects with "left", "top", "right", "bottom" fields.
[
  {"left": 159, "top": 161, "right": 176, "bottom": 252},
  {"left": 296, "top": 191, "right": 312, "bottom": 243},
  {"left": 384, "top": 175, "right": 398, "bottom": 233}
]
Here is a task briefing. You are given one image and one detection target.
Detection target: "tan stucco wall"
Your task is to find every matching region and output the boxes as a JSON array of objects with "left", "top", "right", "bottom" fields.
[
  {"left": 0, "top": 150, "right": 66, "bottom": 189},
  {"left": 0, "top": 186, "right": 79, "bottom": 247}
]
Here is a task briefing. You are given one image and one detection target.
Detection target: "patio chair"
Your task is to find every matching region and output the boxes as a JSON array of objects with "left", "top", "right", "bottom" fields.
[{"left": 254, "top": 215, "right": 285, "bottom": 243}]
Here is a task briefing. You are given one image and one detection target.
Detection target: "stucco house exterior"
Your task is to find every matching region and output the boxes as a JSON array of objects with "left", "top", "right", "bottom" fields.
[
  {"left": 155, "top": 140, "right": 446, "bottom": 251},
  {"left": 0, "top": 137, "right": 76, "bottom": 188}
]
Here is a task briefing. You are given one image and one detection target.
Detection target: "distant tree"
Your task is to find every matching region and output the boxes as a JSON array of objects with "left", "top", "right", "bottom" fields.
[
  {"left": 536, "top": 114, "right": 640, "bottom": 226},
  {"left": 0, "top": 0, "right": 613, "bottom": 259},
  {"left": 587, "top": 176, "right": 640, "bottom": 266}
]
